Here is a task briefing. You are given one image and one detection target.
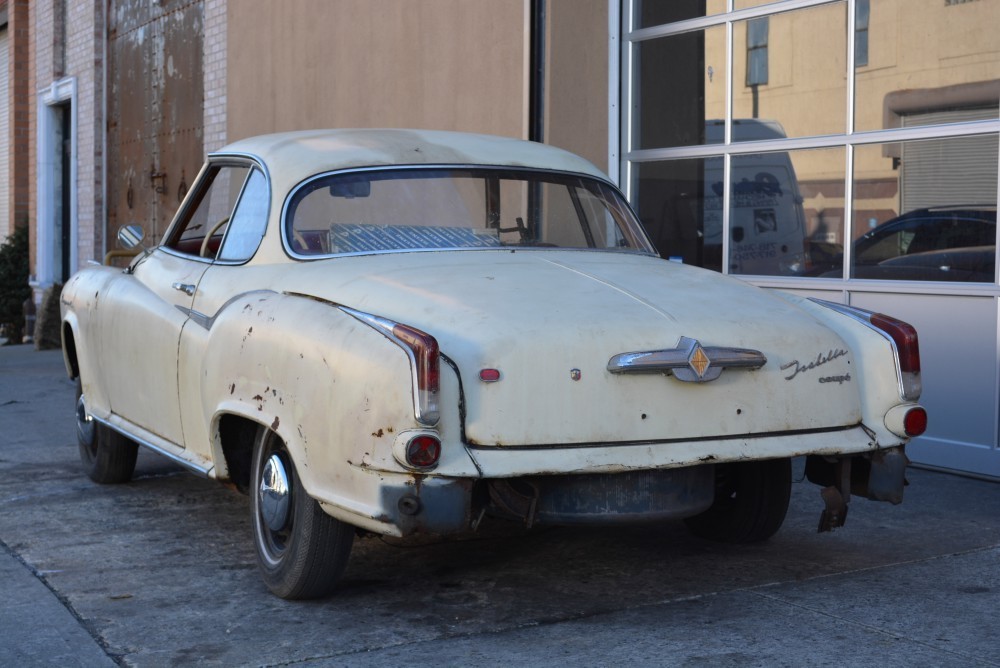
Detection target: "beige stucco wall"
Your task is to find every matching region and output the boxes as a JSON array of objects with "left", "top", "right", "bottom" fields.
[
  {"left": 227, "top": 0, "right": 529, "bottom": 143},
  {"left": 544, "top": 0, "right": 609, "bottom": 172}
]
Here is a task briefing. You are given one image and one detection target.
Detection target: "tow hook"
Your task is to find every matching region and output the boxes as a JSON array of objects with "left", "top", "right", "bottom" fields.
[{"left": 818, "top": 458, "right": 851, "bottom": 532}]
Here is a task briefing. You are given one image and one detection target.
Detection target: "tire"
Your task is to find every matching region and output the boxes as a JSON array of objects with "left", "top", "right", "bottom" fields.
[
  {"left": 251, "top": 427, "right": 354, "bottom": 599},
  {"left": 75, "top": 379, "right": 138, "bottom": 484},
  {"left": 684, "top": 458, "right": 792, "bottom": 543}
]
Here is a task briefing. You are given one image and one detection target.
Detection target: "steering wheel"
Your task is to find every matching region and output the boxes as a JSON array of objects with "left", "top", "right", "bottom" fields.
[{"left": 200, "top": 217, "right": 230, "bottom": 257}]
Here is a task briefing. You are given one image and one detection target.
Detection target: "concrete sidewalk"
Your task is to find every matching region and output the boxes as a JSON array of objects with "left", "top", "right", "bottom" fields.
[
  {"left": 0, "top": 345, "right": 115, "bottom": 666},
  {"left": 1, "top": 542, "right": 115, "bottom": 667},
  {"left": 1, "top": 343, "right": 999, "bottom": 667}
]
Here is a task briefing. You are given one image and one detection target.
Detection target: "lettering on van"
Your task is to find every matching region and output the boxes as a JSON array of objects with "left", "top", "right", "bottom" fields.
[
  {"left": 732, "top": 242, "right": 778, "bottom": 262},
  {"left": 708, "top": 175, "right": 785, "bottom": 207},
  {"left": 780, "top": 348, "right": 849, "bottom": 381}
]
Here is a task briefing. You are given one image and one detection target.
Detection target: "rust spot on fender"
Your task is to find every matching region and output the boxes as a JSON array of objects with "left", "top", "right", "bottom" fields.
[
  {"left": 271, "top": 416, "right": 280, "bottom": 431},
  {"left": 229, "top": 383, "right": 235, "bottom": 395},
  {"left": 372, "top": 428, "right": 384, "bottom": 438}
]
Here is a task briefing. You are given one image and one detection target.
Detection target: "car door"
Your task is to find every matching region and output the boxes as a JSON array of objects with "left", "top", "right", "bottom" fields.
[
  {"left": 176, "top": 165, "right": 271, "bottom": 459},
  {"left": 100, "top": 162, "right": 253, "bottom": 448}
]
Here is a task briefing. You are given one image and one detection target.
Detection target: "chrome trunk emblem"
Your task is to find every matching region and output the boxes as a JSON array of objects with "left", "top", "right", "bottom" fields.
[{"left": 607, "top": 336, "right": 767, "bottom": 383}]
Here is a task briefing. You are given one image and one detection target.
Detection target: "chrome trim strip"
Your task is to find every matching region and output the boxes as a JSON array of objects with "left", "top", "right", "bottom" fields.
[
  {"left": 608, "top": 336, "right": 766, "bottom": 382},
  {"left": 92, "top": 414, "right": 212, "bottom": 478},
  {"left": 467, "top": 422, "right": 862, "bottom": 451},
  {"left": 338, "top": 305, "right": 440, "bottom": 426},
  {"left": 175, "top": 290, "right": 279, "bottom": 331},
  {"left": 807, "top": 297, "right": 912, "bottom": 400}
]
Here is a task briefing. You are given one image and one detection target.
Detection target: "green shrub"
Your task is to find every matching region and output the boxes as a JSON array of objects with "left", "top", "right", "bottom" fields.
[{"left": 0, "top": 225, "right": 31, "bottom": 343}]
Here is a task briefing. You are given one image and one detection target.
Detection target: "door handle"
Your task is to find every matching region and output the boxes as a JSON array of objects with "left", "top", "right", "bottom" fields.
[{"left": 172, "top": 282, "right": 195, "bottom": 296}]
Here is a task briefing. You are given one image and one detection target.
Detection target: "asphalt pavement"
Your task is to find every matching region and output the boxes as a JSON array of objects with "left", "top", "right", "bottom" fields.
[{"left": 1, "top": 343, "right": 998, "bottom": 667}]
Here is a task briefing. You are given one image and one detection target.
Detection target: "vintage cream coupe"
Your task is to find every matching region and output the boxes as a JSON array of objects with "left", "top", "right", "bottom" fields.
[{"left": 61, "top": 129, "right": 927, "bottom": 599}]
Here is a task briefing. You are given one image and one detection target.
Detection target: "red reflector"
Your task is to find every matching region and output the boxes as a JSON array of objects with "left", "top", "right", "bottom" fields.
[
  {"left": 406, "top": 435, "right": 441, "bottom": 469},
  {"left": 871, "top": 313, "right": 921, "bottom": 373},
  {"left": 479, "top": 368, "right": 501, "bottom": 382},
  {"left": 903, "top": 407, "right": 928, "bottom": 437}
]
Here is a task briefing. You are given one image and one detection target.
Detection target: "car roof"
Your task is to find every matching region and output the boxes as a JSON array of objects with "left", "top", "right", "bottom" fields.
[{"left": 213, "top": 129, "right": 609, "bottom": 182}]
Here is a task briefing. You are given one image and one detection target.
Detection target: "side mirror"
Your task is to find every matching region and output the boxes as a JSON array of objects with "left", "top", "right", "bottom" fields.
[{"left": 118, "top": 224, "right": 146, "bottom": 249}]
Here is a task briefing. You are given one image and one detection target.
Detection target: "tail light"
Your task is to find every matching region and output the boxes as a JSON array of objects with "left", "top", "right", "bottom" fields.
[
  {"left": 903, "top": 406, "right": 928, "bottom": 437},
  {"left": 405, "top": 434, "right": 441, "bottom": 469},
  {"left": 392, "top": 323, "right": 441, "bottom": 424},
  {"left": 809, "top": 299, "right": 921, "bottom": 401},
  {"left": 340, "top": 307, "right": 441, "bottom": 426}
]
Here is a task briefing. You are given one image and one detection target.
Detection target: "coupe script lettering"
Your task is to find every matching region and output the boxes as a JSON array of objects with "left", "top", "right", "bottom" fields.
[{"left": 781, "top": 349, "right": 848, "bottom": 381}]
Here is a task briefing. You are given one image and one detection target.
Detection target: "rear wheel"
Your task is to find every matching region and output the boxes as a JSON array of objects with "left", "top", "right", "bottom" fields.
[
  {"left": 75, "top": 379, "right": 138, "bottom": 484},
  {"left": 684, "top": 458, "right": 791, "bottom": 543},
  {"left": 251, "top": 427, "right": 353, "bottom": 599}
]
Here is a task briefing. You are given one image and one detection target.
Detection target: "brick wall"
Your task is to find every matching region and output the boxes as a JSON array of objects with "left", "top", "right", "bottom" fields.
[
  {"left": 31, "top": 0, "right": 104, "bottom": 281},
  {"left": 204, "top": 0, "right": 226, "bottom": 152},
  {"left": 8, "top": 1, "right": 30, "bottom": 237}
]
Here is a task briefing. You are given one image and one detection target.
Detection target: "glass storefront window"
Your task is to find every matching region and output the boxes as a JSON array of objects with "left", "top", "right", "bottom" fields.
[
  {"left": 735, "top": 0, "right": 784, "bottom": 8},
  {"left": 631, "top": 158, "right": 724, "bottom": 272},
  {"left": 624, "top": 0, "right": 999, "bottom": 283},
  {"left": 632, "top": 0, "right": 729, "bottom": 29},
  {"left": 854, "top": 0, "right": 1000, "bottom": 133},
  {"left": 732, "top": 2, "right": 847, "bottom": 141},
  {"left": 632, "top": 26, "right": 727, "bottom": 149},
  {"left": 851, "top": 137, "right": 998, "bottom": 282},
  {"left": 730, "top": 147, "right": 845, "bottom": 277}
]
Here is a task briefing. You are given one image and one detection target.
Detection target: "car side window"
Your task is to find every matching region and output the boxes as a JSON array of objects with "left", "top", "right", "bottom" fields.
[
  {"left": 856, "top": 225, "right": 914, "bottom": 265},
  {"left": 217, "top": 168, "right": 269, "bottom": 262},
  {"left": 165, "top": 164, "right": 251, "bottom": 258}
]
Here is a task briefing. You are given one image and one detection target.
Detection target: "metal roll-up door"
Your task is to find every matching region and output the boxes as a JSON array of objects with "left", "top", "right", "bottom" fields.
[{"left": 900, "top": 107, "right": 999, "bottom": 212}]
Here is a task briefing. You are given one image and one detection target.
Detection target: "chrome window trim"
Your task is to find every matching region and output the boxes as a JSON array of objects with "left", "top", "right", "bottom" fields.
[
  {"left": 159, "top": 152, "right": 272, "bottom": 265},
  {"left": 215, "top": 166, "right": 273, "bottom": 264},
  {"left": 280, "top": 164, "right": 656, "bottom": 261}
]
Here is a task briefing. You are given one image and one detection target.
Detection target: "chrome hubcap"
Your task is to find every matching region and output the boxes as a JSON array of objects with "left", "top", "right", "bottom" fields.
[
  {"left": 258, "top": 454, "right": 290, "bottom": 532},
  {"left": 76, "top": 393, "right": 95, "bottom": 447}
]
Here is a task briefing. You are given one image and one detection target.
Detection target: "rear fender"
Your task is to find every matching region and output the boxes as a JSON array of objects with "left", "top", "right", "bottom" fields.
[
  {"left": 197, "top": 292, "right": 421, "bottom": 500},
  {"left": 779, "top": 294, "right": 915, "bottom": 447}
]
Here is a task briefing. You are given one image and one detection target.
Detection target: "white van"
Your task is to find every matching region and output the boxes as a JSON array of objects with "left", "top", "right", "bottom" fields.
[{"left": 703, "top": 120, "right": 808, "bottom": 275}]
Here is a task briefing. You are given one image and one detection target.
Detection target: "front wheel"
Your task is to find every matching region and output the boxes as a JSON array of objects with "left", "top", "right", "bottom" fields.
[
  {"left": 251, "top": 427, "right": 354, "bottom": 599},
  {"left": 684, "top": 458, "right": 791, "bottom": 543},
  {"left": 75, "top": 379, "right": 138, "bottom": 484}
]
